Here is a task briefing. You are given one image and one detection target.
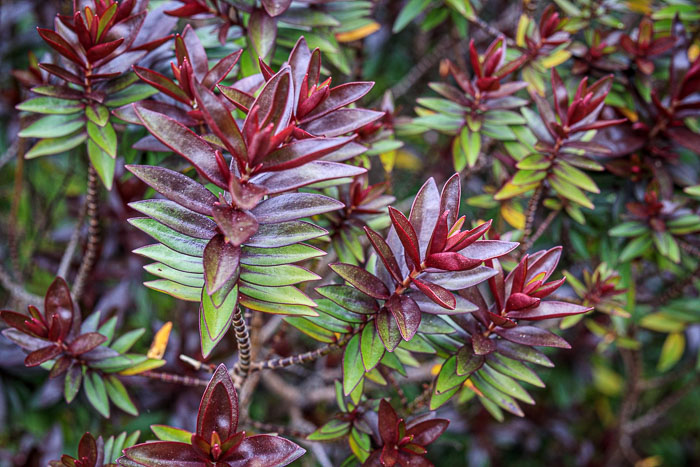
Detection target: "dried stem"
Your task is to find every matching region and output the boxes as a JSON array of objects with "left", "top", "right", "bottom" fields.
[
  {"left": 624, "top": 374, "right": 699, "bottom": 434},
  {"left": 57, "top": 203, "right": 87, "bottom": 279},
  {"left": 72, "top": 166, "right": 100, "bottom": 300},
  {"left": 232, "top": 306, "right": 252, "bottom": 380},
  {"left": 139, "top": 370, "right": 209, "bottom": 387},
  {"left": 521, "top": 209, "right": 559, "bottom": 253},
  {"left": 245, "top": 420, "right": 310, "bottom": 439}
]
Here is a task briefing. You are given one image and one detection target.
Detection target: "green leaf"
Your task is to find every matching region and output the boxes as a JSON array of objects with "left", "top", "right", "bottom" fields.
[
  {"left": 104, "top": 84, "right": 158, "bottom": 107},
  {"left": 429, "top": 384, "right": 460, "bottom": 410},
  {"left": 128, "top": 219, "right": 208, "bottom": 256},
  {"left": 316, "top": 285, "right": 377, "bottom": 314},
  {"left": 17, "top": 97, "right": 83, "bottom": 114},
  {"left": 86, "top": 103, "right": 110, "bottom": 126},
  {"left": 554, "top": 161, "right": 599, "bottom": 193},
  {"left": 549, "top": 175, "right": 594, "bottom": 209},
  {"left": 239, "top": 283, "right": 315, "bottom": 306},
  {"left": 200, "top": 285, "right": 237, "bottom": 358},
  {"left": 87, "top": 120, "right": 117, "bottom": 157},
  {"left": 240, "top": 296, "right": 317, "bottom": 316},
  {"left": 343, "top": 333, "right": 364, "bottom": 395},
  {"left": 393, "top": 0, "right": 431, "bottom": 32},
  {"left": 639, "top": 312, "right": 686, "bottom": 333},
  {"left": 436, "top": 356, "right": 468, "bottom": 393},
  {"left": 452, "top": 134, "right": 466, "bottom": 172},
  {"left": 478, "top": 366, "right": 534, "bottom": 404},
  {"left": 241, "top": 244, "right": 325, "bottom": 266},
  {"left": 240, "top": 264, "right": 319, "bottom": 287},
  {"left": 517, "top": 154, "right": 551, "bottom": 170},
  {"left": 657, "top": 332, "right": 685, "bottom": 372},
  {"left": 19, "top": 114, "right": 85, "bottom": 138},
  {"left": 134, "top": 244, "right": 203, "bottom": 273},
  {"left": 307, "top": 420, "right": 351, "bottom": 441},
  {"left": 64, "top": 364, "right": 82, "bottom": 403},
  {"left": 486, "top": 354, "right": 544, "bottom": 387},
  {"left": 472, "top": 375, "right": 524, "bottom": 416},
  {"left": 110, "top": 329, "right": 146, "bottom": 354},
  {"left": 284, "top": 317, "right": 337, "bottom": 343},
  {"left": 87, "top": 139, "right": 116, "bottom": 190},
  {"left": 360, "top": 323, "right": 385, "bottom": 371},
  {"left": 105, "top": 375, "right": 138, "bottom": 415},
  {"left": 151, "top": 425, "right": 193, "bottom": 443},
  {"left": 609, "top": 222, "right": 648, "bottom": 237},
  {"left": 144, "top": 263, "right": 204, "bottom": 288},
  {"left": 25, "top": 131, "right": 87, "bottom": 158},
  {"left": 83, "top": 370, "right": 110, "bottom": 417},
  {"left": 144, "top": 279, "right": 201, "bottom": 301},
  {"left": 618, "top": 234, "right": 652, "bottom": 262}
]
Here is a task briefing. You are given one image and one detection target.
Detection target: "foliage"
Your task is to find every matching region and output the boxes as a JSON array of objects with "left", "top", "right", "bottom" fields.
[{"left": 2, "top": 0, "right": 700, "bottom": 466}]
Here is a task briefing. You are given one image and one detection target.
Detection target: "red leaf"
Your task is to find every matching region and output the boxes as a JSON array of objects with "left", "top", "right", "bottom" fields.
[
  {"left": 506, "top": 293, "right": 540, "bottom": 311},
  {"left": 378, "top": 399, "right": 400, "bottom": 444},
  {"left": 133, "top": 66, "right": 191, "bottom": 104},
  {"left": 425, "top": 252, "right": 482, "bottom": 271},
  {"left": 86, "top": 38, "right": 124, "bottom": 63},
  {"left": 301, "top": 108, "right": 384, "bottom": 137},
  {"left": 407, "top": 419, "right": 449, "bottom": 447},
  {"left": 262, "top": 136, "right": 355, "bottom": 171},
  {"left": 506, "top": 301, "right": 591, "bottom": 320},
  {"left": 77, "top": 433, "right": 98, "bottom": 465},
  {"left": 204, "top": 235, "right": 242, "bottom": 295},
  {"left": 223, "top": 434, "right": 305, "bottom": 465},
  {"left": 37, "top": 28, "right": 85, "bottom": 66},
  {"left": 121, "top": 441, "right": 202, "bottom": 466},
  {"left": 389, "top": 207, "right": 421, "bottom": 269},
  {"left": 198, "top": 364, "right": 239, "bottom": 439},
  {"left": 330, "top": 263, "right": 390, "bottom": 299},
  {"left": 68, "top": 332, "right": 107, "bottom": 355},
  {"left": 494, "top": 326, "right": 571, "bottom": 348},
  {"left": 202, "top": 50, "right": 243, "bottom": 89},
  {"left": 45, "top": 277, "right": 74, "bottom": 341},
  {"left": 0, "top": 310, "right": 39, "bottom": 336},
  {"left": 365, "top": 227, "right": 403, "bottom": 284},
  {"left": 410, "top": 278, "right": 455, "bottom": 310},
  {"left": 385, "top": 294, "right": 421, "bottom": 341},
  {"left": 25, "top": 344, "right": 62, "bottom": 367},
  {"left": 300, "top": 81, "right": 374, "bottom": 122},
  {"left": 212, "top": 205, "right": 259, "bottom": 247}
]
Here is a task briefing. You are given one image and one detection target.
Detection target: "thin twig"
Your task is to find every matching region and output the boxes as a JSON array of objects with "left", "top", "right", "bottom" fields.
[
  {"left": 406, "top": 383, "right": 433, "bottom": 415},
  {"left": 57, "top": 203, "right": 87, "bottom": 279},
  {"left": 520, "top": 184, "right": 544, "bottom": 257},
  {"left": 468, "top": 14, "right": 518, "bottom": 48},
  {"left": 0, "top": 263, "right": 43, "bottom": 306},
  {"left": 521, "top": 209, "right": 559, "bottom": 253},
  {"left": 624, "top": 375, "right": 699, "bottom": 434},
  {"left": 245, "top": 420, "right": 310, "bottom": 439},
  {"left": 72, "top": 166, "right": 100, "bottom": 300},
  {"left": 249, "top": 332, "right": 355, "bottom": 372}
]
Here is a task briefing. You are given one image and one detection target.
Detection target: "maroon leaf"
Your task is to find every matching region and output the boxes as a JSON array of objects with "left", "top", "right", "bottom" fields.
[
  {"left": 251, "top": 161, "right": 366, "bottom": 194},
  {"left": 408, "top": 178, "right": 441, "bottom": 258},
  {"left": 425, "top": 252, "right": 482, "bottom": 271},
  {"left": 301, "top": 108, "right": 384, "bottom": 137},
  {"left": 45, "top": 277, "right": 74, "bottom": 341},
  {"left": 471, "top": 330, "right": 496, "bottom": 355},
  {"left": 0, "top": 310, "right": 38, "bottom": 336},
  {"left": 126, "top": 165, "right": 217, "bottom": 216},
  {"left": 229, "top": 178, "right": 268, "bottom": 211},
  {"left": 39, "top": 63, "right": 83, "bottom": 86},
  {"left": 330, "top": 263, "right": 390, "bottom": 300},
  {"left": 506, "top": 301, "right": 591, "bottom": 320},
  {"left": 181, "top": 24, "right": 208, "bottom": 80},
  {"left": 77, "top": 432, "right": 98, "bottom": 465},
  {"left": 248, "top": 9, "right": 278, "bottom": 61},
  {"left": 407, "top": 419, "right": 449, "bottom": 446},
  {"left": 378, "top": 399, "right": 399, "bottom": 444},
  {"left": 37, "top": 28, "right": 84, "bottom": 66},
  {"left": 121, "top": 441, "right": 202, "bottom": 466},
  {"left": 251, "top": 193, "right": 343, "bottom": 223},
  {"left": 494, "top": 326, "right": 571, "bottom": 348},
  {"left": 86, "top": 38, "right": 124, "bottom": 63},
  {"left": 439, "top": 173, "right": 461, "bottom": 227},
  {"left": 411, "top": 278, "right": 456, "bottom": 310},
  {"left": 262, "top": 136, "right": 356, "bottom": 171},
  {"left": 212, "top": 205, "right": 259, "bottom": 246},
  {"left": 198, "top": 364, "right": 239, "bottom": 439},
  {"left": 202, "top": 50, "right": 243, "bottom": 89},
  {"left": 244, "top": 68, "right": 292, "bottom": 138},
  {"left": 133, "top": 105, "right": 228, "bottom": 188},
  {"left": 25, "top": 344, "right": 62, "bottom": 367},
  {"left": 68, "top": 332, "right": 107, "bottom": 355},
  {"left": 385, "top": 294, "right": 421, "bottom": 341},
  {"left": 262, "top": 0, "right": 292, "bottom": 16},
  {"left": 133, "top": 66, "right": 191, "bottom": 104},
  {"left": 301, "top": 82, "right": 374, "bottom": 122},
  {"left": 224, "top": 434, "right": 305, "bottom": 466},
  {"left": 365, "top": 227, "right": 403, "bottom": 284},
  {"left": 204, "top": 235, "right": 242, "bottom": 295},
  {"left": 389, "top": 207, "right": 422, "bottom": 269}
]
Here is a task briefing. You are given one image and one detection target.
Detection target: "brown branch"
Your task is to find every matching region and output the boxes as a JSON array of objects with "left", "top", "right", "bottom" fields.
[
  {"left": 624, "top": 375, "right": 699, "bottom": 435},
  {"left": 57, "top": 203, "right": 87, "bottom": 279},
  {"left": 232, "top": 306, "right": 252, "bottom": 380},
  {"left": 72, "top": 165, "right": 100, "bottom": 300}
]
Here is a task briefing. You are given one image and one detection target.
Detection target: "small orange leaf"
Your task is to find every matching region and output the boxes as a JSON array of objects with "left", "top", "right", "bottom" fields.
[{"left": 336, "top": 22, "right": 381, "bottom": 43}]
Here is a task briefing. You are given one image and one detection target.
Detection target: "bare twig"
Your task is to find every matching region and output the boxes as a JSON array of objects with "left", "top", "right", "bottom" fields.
[
  {"left": 57, "top": 203, "right": 87, "bottom": 279},
  {"left": 232, "top": 306, "right": 252, "bottom": 380},
  {"left": 139, "top": 370, "right": 209, "bottom": 387},
  {"left": 521, "top": 209, "right": 559, "bottom": 253},
  {"left": 250, "top": 332, "right": 355, "bottom": 372},
  {"left": 245, "top": 420, "right": 310, "bottom": 439},
  {"left": 0, "top": 263, "right": 43, "bottom": 306},
  {"left": 72, "top": 166, "right": 100, "bottom": 300},
  {"left": 624, "top": 375, "right": 699, "bottom": 434}
]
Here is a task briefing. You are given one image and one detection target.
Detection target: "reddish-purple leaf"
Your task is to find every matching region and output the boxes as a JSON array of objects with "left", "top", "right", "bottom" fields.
[
  {"left": 248, "top": 9, "right": 278, "bottom": 61},
  {"left": 455, "top": 345, "right": 484, "bottom": 376},
  {"left": 204, "top": 235, "right": 241, "bottom": 295},
  {"left": 385, "top": 294, "right": 421, "bottom": 341},
  {"left": 425, "top": 252, "right": 482, "bottom": 271},
  {"left": 471, "top": 330, "right": 496, "bottom": 355},
  {"left": 126, "top": 165, "right": 217, "bottom": 216},
  {"left": 68, "top": 332, "right": 107, "bottom": 355},
  {"left": 212, "top": 205, "right": 259, "bottom": 246},
  {"left": 301, "top": 82, "right": 374, "bottom": 122},
  {"left": 262, "top": 136, "right": 356, "bottom": 171},
  {"left": 365, "top": 227, "right": 403, "bottom": 284},
  {"left": 506, "top": 301, "right": 591, "bottom": 320},
  {"left": 0, "top": 310, "right": 38, "bottom": 336},
  {"left": 251, "top": 161, "right": 366, "bottom": 194},
  {"left": 301, "top": 108, "right": 384, "bottom": 137},
  {"left": 45, "top": 277, "right": 74, "bottom": 341},
  {"left": 121, "top": 441, "right": 202, "bottom": 466},
  {"left": 439, "top": 173, "right": 461, "bottom": 227},
  {"left": 244, "top": 68, "right": 293, "bottom": 139},
  {"left": 330, "top": 263, "right": 390, "bottom": 300},
  {"left": 494, "top": 326, "right": 571, "bottom": 348},
  {"left": 375, "top": 308, "right": 402, "bottom": 352},
  {"left": 224, "top": 434, "right": 305, "bottom": 466},
  {"left": 38, "top": 63, "right": 83, "bottom": 86},
  {"left": 198, "top": 364, "right": 239, "bottom": 439},
  {"left": 87, "top": 38, "right": 124, "bottom": 63},
  {"left": 77, "top": 432, "right": 98, "bottom": 465},
  {"left": 203, "top": 50, "right": 243, "bottom": 89},
  {"left": 378, "top": 399, "right": 399, "bottom": 445},
  {"left": 262, "top": 0, "right": 292, "bottom": 16},
  {"left": 133, "top": 106, "right": 228, "bottom": 188},
  {"left": 251, "top": 193, "right": 344, "bottom": 223},
  {"left": 37, "top": 28, "right": 84, "bottom": 66},
  {"left": 181, "top": 24, "right": 208, "bottom": 80},
  {"left": 407, "top": 419, "right": 449, "bottom": 447},
  {"left": 411, "top": 278, "right": 456, "bottom": 310},
  {"left": 389, "top": 207, "right": 422, "bottom": 269},
  {"left": 408, "top": 178, "right": 441, "bottom": 258},
  {"left": 524, "top": 247, "right": 561, "bottom": 283},
  {"left": 133, "top": 65, "right": 190, "bottom": 104},
  {"left": 25, "top": 344, "right": 62, "bottom": 367}
]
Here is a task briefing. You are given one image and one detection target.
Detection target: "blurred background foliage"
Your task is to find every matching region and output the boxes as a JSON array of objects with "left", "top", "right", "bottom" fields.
[{"left": 1, "top": 0, "right": 700, "bottom": 466}]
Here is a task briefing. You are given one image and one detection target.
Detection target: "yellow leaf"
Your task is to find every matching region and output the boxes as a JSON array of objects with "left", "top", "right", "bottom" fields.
[
  {"left": 147, "top": 321, "right": 172, "bottom": 359},
  {"left": 617, "top": 106, "right": 638, "bottom": 123},
  {"left": 394, "top": 148, "right": 422, "bottom": 171},
  {"left": 430, "top": 363, "right": 442, "bottom": 376},
  {"left": 463, "top": 378, "right": 483, "bottom": 397},
  {"left": 501, "top": 201, "right": 525, "bottom": 229},
  {"left": 336, "top": 21, "right": 381, "bottom": 42},
  {"left": 625, "top": 0, "right": 652, "bottom": 14},
  {"left": 689, "top": 43, "right": 700, "bottom": 62},
  {"left": 380, "top": 150, "right": 397, "bottom": 173},
  {"left": 635, "top": 456, "right": 663, "bottom": 467},
  {"left": 119, "top": 357, "right": 166, "bottom": 375},
  {"left": 541, "top": 49, "right": 572, "bottom": 68},
  {"left": 516, "top": 14, "right": 529, "bottom": 48}
]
